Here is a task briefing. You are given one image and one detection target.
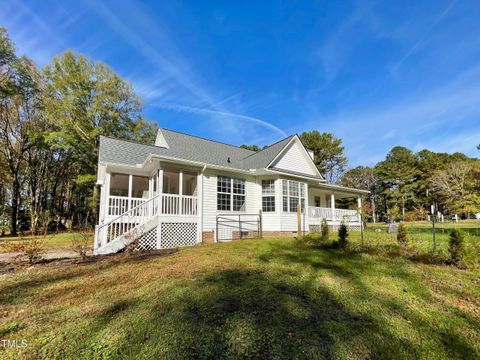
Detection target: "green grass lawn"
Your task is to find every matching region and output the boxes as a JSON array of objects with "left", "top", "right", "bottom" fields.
[
  {"left": 1, "top": 237, "right": 479, "bottom": 359},
  {"left": 0, "top": 232, "right": 92, "bottom": 252},
  {"left": 358, "top": 227, "right": 480, "bottom": 268}
]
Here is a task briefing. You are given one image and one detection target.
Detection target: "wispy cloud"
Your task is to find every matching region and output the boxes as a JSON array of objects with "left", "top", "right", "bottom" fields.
[
  {"left": 152, "top": 103, "right": 287, "bottom": 138},
  {"left": 392, "top": 0, "right": 457, "bottom": 72},
  {"left": 89, "top": 1, "right": 216, "bottom": 106},
  {"left": 88, "top": 1, "right": 286, "bottom": 144}
]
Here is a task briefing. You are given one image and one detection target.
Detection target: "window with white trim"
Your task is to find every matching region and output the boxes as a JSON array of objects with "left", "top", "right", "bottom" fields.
[
  {"left": 262, "top": 180, "right": 275, "bottom": 212},
  {"left": 217, "top": 176, "right": 245, "bottom": 211},
  {"left": 282, "top": 179, "right": 306, "bottom": 212}
]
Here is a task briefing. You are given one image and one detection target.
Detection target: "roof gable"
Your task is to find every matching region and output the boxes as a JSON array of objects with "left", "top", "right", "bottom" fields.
[
  {"left": 268, "top": 136, "right": 322, "bottom": 179},
  {"left": 238, "top": 135, "right": 294, "bottom": 170}
]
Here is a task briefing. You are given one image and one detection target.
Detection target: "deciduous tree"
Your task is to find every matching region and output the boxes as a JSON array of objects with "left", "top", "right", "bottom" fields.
[
  {"left": 43, "top": 51, "right": 157, "bottom": 222},
  {"left": 431, "top": 161, "right": 480, "bottom": 216},
  {"left": 0, "top": 28, "right": 42, "bottom": 235}
]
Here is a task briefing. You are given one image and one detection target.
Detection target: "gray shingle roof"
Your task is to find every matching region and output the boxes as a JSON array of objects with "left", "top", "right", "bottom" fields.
[{"left": 98, "top": 128, "right": 296, "bottom": 172}]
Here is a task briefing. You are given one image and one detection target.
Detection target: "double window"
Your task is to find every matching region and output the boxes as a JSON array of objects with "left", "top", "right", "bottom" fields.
[
  {"left": 262, "top": 180, "right": 275, "bottom": 212},
  {"left": 282, "top": 179, "right": 306, "bottom": 212},
  {"left": 217, "top": 176, "right": 245, "bottom": 211}
]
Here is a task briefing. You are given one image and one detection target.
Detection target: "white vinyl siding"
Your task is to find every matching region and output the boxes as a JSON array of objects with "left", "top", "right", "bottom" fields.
[{"left": 273, "top": 140, "right": 318, "bottom": 177}]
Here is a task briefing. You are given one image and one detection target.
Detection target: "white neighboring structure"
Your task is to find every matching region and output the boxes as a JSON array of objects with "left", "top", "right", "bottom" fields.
[{"left": 94, "top": 128, "right": 368, "bottom": 255}]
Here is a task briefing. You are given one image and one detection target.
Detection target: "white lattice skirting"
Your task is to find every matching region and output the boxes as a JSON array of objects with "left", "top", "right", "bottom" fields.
[
  {"left": 136, "top": 228, "right": 158, "bottom": 251},
  {"left": 160, "top": 222, "right": 198, "bottom": 248}
]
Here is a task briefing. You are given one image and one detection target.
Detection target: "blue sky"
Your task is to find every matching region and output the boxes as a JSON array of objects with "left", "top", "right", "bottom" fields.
[{"left": 2, "top": 0, "right": 480, "bottom": 166}]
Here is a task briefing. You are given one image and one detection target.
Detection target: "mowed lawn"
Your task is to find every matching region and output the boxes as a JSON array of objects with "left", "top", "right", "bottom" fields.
[{"left": 1, "top": 236, "right": 479, "bottom": 359}]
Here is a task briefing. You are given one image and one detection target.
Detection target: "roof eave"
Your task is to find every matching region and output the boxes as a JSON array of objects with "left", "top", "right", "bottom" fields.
[{"left": 311, "top": 182, "right": 370, "bottom": 195}]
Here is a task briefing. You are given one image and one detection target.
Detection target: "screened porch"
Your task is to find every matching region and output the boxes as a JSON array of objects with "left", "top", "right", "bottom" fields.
[{"left": 105, "top": 168, "right": 199, "bottom": 219}]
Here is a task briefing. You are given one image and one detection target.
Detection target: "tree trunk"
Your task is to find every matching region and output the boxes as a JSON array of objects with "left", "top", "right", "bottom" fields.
[
  {"left": 10, "top": 178, "right": 19, "bottom": 236},
  {"left": 371, "top": 196, "right": 377, "bottom": 223}
]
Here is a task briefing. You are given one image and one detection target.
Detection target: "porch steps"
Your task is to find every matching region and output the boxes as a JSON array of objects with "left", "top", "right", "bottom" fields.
[
  {"left": 95, "top": 216, "right": 158, "bottom": 255},
  {"left": 94, "top": 194, "right": 161, "bottom": 255}
]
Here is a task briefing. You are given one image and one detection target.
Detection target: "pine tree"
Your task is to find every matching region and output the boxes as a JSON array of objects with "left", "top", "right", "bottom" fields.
[
  {"left": 448, "top": 229, "right": 465, "bottom": 264},
  {"left": 397, "top": 223, "right": 408, "bottom": 246},
  {"left": 338, "top": 223, "right": 348, "bottom": 249},
  {"left": 320, "top": 218, "right": 329, "bottom": 242}
]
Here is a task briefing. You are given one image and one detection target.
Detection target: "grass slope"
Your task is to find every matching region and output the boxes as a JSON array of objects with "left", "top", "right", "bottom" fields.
[
  {"left": 1, "top": 238, "right": 479, "bottom": 359},
  {"left": 0, "top": 232, "right": 92, "bottom": 252}
]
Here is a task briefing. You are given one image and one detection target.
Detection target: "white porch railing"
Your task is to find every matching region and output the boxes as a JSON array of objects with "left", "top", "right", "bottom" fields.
[
  {"left": 97, "top": 193, "right": 199, "bottom": 251},
  {"left": 161, "top": 194, "right": 198, "bottom": 216},
  {"left": 108, "top": 194, "right": 197, "bottom": 217},
  {"left": 97, "top": 193, "right": 162, "bottom": 250},
  {"left": 308, "top": 206, "right": 360, "bottom": 223},
  {"left": 108, "top": 196, "right": 129, "bottom": 216}
]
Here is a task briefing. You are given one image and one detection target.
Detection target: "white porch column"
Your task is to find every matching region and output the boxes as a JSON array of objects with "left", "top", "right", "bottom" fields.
[
  {"left": 128, "top": 174, "right": 133, "bottom": 211},
  {"left": 330, "top": 193, "right": 335, "bottom": 221},
  {"left": 157, "top": 168, "right": 163, "bottom": 249},
  {"left": 179, "top": 171, "right": 183, "bottom": 215},
  {"left": 100, "top": 172, "right": 111, "bottom": 223}
]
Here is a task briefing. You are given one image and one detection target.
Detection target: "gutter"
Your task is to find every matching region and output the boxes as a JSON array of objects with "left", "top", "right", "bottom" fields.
[{"left": 144, "top": 154, "right": 256, "bottom": 175}]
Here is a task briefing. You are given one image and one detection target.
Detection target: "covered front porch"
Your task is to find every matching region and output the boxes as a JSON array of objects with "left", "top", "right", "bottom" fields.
[{"left": 308, "top": 184, "right": 365, "bottom": 230}]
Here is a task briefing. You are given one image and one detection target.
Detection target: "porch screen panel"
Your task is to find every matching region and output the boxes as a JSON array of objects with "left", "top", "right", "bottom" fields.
[
  {"left": 163, "top": 170, "right": 180, "bottom": 194},
  {"left": 182, "top": 172, "right": 197, "bottom": 196},
  {"left": 110, "top": 173, "right": 129, "bottom": 197},
  {"left": 131, "top": 176, "right": 149, "bottom": 198}
]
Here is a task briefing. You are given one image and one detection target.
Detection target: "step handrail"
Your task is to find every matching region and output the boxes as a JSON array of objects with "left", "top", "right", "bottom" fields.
[{"left": 98, "top": 193, "right": 162, "bottom": 231}]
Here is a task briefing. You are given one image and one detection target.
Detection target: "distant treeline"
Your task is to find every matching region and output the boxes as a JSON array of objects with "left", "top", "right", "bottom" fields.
[{"left": 242, "top": 138, "right": 480, "bottom": 223}]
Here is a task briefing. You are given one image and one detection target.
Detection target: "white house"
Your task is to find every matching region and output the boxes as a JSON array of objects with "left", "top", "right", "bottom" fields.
[{"left": 94, "top": 128, "right": 368, "bottom": 255}]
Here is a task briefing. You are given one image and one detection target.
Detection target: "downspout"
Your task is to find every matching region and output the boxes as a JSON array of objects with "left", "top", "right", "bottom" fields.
[{"left": 201, "top": 164, "right": 207, "bottom": 242}]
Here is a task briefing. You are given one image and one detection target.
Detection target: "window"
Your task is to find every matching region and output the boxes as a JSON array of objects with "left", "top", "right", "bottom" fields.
[
  {"left": 110, "top": 173, "right": 129, "bottom": 197},
  {"left": 217, "top": 176, "right": 245, "bottom": 211},
  {"left": 262, "top": 180, "right": 275, "bottom": 212},
  {"left": 314, "top": 196, "right": 321, "bottom": 207},
  {"left": 282, "top": 179, "right": 306, "bottom": 212},
  {"left": 131, "top": 175, "right": 149, "bottom": 198}
]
